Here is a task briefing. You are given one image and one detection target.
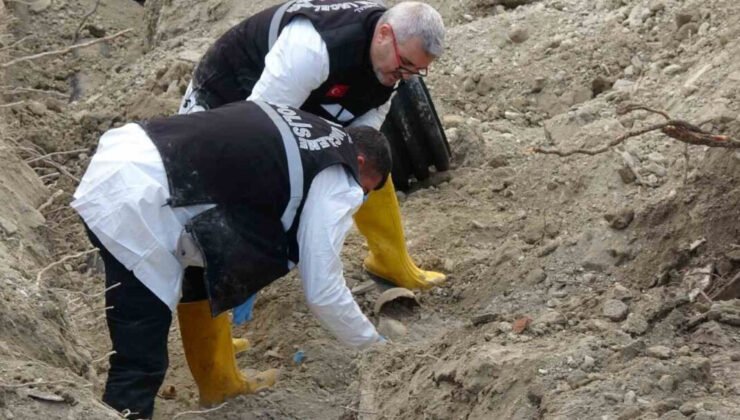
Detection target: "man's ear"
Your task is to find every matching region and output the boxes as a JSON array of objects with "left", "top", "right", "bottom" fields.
[
  {"left": 357, "top": 154, "right": 366, "bottom": 169},
  {"left": 376, "top": 23, "right": 392, "bottom": 42}
]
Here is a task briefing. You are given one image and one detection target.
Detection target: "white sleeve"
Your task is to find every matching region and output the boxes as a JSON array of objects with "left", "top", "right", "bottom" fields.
[
  {"left": 247, "top": 18, "right": 330, "bottom": 108},
  {"left": 297, "top": 165, "right": 382, "bottom": 348},
  {"left": 348, "top": 97, "right": 392, "bottom": 130}
]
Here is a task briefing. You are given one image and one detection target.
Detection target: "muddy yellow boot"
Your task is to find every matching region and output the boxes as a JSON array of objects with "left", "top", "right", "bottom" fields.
[
  {"left": 353, "top": 177, "right": 446, "bottom": 289},
  {"left": 177, "top": 300, "right": 278, "bottom": 407}
]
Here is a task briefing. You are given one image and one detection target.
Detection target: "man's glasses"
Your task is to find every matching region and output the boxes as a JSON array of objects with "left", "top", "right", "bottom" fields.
[{"left": 388, "top": 25, "right": 428, "bottom": 77}]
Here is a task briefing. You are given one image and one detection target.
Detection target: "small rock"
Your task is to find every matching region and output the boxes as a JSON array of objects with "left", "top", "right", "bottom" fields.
[
  {"left": 0, "top": 217, "right": 18, "bottom": 235},
  {"left": 659, "top": 409, "right": 687, "bottom": 420},
  {"left": 675, "top": 12, "right": 694, "bottom": 28},
  {"left": 504, "top": 110, "right": 523, "bottom": 120},
  {"left": 658, "top": 375, "right": 676, "bottom": 392},
  {"left": 512, "top": 316, "right": 533, "bottom": 334},
  {"left": 604, "top": 208, "right": 635, "bottom": 230},
  {"left": 487, "top": 155, "right": 509, "bottom": 168},
  {"left": 693, "top": 412, "right": 718, "bottom": 420},
  {"left": 663, "top": 64, "right": 684, "bottom": 76},
  {"left": 603, "top": 299, "right": 629, "bottom": 322},
  {"left": 678, "top": 402, "right": 696, "bottom": 415},
  {"left": 624, "top": 390, "right": 637, "bottom": 404},
  {"left": 622, "top": 313, "right": 649, "bottom": 335},
  {"left": 463, "top": 77, "right": 477, "bottom": 92},
  {"left": 534, "top": 310, "right": 566, "bottom": 327},
  {"left": 462, "top": 13, "right": 473, "bottom": 22},
  {"left": 29, "top": 0, "right": 51, "bottom": 13},
  {"left": 647, "top": 345, "right": 674, "bottom": 359},
  {"left": 471, "top": 312, "right": 501, "bottom": 326},
  {"left": 618, "top": 167, "right": 637, "bottom": 184},
  {"left": 618, "top": 406, "right": 642, "bottom": 420},
  {"left": 526, "top": 268, "right": 547, "bottom": 284},
  {"left": 537, "top": 240, "right": 559, "bottom": 257},
  {"left": 531, "top": 77, "right": 546, "bottom": 93},
  {"left": 610, "top": 283, "right": 634, "bottom": 301},
  {"left": 27, "top": 100, "right": 48, "bottom": 116},
  {"left": 730, "top": 352, "right": 740, "bottom": 362},
  {"left": 604, "top": 392, "right": 622, "bottom": 403},
  {"left": 496, "top": 321, "right": 513, "bottom": 334},
  {"left": 582, "top": 355, "right": 595, "bottom": 371},
  {"left": 642, "top": 161, "right": 667, "bottom": 177},
  {"left": 676, "top": 23, "right": 699, "bottom": 41},
  {"left": 443, "top": 115, "right": 465, "bottom": 128},
  {"left": 508, "top": 26, "right": 529, "bottom": 43},
  {"left": 178, "top": 50, "right": 203, "bottom": 63},
  {"left": 566, "top": 369, "right": 589, "bottom": 388},
  {"left": 613, "top": 79, "right": 635, "bottom": 92}
]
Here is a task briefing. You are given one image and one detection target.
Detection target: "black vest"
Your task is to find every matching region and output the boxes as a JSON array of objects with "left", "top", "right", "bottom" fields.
[
  {"left": 142, "top": 101, "right": 360, "bottom": 315},
  {"left": 192, "top": 0, "right": 395, "bottom": 126}
]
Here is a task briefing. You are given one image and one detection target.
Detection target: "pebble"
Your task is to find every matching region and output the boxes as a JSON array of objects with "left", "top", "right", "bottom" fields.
[
  {"left": 676, "top": 22, "right": 698, "bottom": 40},
  {"left": 604, "top": 209, "right": 635, "bottom": 230},
  {"left": 611, "top": 283, "right": 634, "bottom": 301},
  {"left": 603, "top": 299, "right": 629, "bottom": 321},
  {"left": 29, "top": 0, "right": 51, "bottom": 12},
  {"left": 582, "top": 355, "right": 595, "bottom": 371},
  {"left": 660, "top": 410, "right": 688, "bottom": 420},
  {"left": 0, "top": 217, "right": 18, "bottom": 236},
  {"left": 442, "top": 115, "right": 465, "bottom": 128},
  {"left": 678, "top": 402, "right": 697, "bottom": 415},
  {"left": 622, "top": 313, "right": 649, "bottom": 335},
  {"left": 663, "top": 64, "right": 684, "bottom": 75},
  {"left": 624, "top": 390, "right": 637, "bottom": 404},
  {"left": 508, "top": 26, "right": 529, "bottom": 43},
  {"left": 658, "top": 374, "right": 676, "bottom": 392},
  {"left": 647, "top": 345, "right": 674, "bottom": 359},
  {"left": 537, "top": 240, "right": 560, "bottom": 257},
  {"left": 604, "top": 392, "right": 622, "bottom": 403},
  {"left": 27, "top": 101, "right": 48, "bottom": 116},
  {"left": 527, "top": 267, "right": 547, "bottom": 284},
  {"left": 613, "top": 79, "right": 635, "bottom": 92}
]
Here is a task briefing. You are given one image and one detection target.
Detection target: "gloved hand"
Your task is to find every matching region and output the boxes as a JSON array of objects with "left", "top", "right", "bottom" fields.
[{"left": 232, "top": 294, "right": 258, "bottom": 325}]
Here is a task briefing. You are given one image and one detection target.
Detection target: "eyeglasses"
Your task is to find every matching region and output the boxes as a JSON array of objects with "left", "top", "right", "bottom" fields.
[{"left": 388, "top": 25, "right": 428, "bottom": 77}]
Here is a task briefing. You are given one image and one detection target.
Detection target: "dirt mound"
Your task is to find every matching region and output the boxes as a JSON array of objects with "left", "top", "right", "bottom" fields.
[{"left": 1, "top": 0, "right": 739, "bottom": 419}]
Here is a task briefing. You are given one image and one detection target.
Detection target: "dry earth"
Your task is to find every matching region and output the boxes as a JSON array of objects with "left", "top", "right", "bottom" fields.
[{"left": 1, "top": 0, "right": 740, "bottom": 419}]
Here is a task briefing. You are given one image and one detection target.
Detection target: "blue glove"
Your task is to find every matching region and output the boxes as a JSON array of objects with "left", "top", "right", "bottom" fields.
[{"left": 232, "top": 293, "right": 258, "bottom": 325}]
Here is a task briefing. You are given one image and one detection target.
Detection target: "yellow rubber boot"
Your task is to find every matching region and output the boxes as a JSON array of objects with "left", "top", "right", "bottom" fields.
[
  {"left": 353, "top": 177, "right": 446, "bottom": 290},
  {"left": 177, "top": 301, "right": 278, "bottom": 407}
]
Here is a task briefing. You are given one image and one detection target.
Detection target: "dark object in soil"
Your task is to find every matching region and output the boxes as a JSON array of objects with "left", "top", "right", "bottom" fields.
[
  {"left": 374, "top": 287, "right": 419, "bottom": 317},
  {"left": 381, "top": 77, "right": 451, "bottom": 192}
]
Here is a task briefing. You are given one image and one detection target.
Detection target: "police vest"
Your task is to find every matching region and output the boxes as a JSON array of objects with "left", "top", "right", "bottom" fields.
[
  {"left": 192, "top": 0, "right": 395, "bottom": 126},
  {"left": 143, "top": 100, "right": 360, "bottom": 315}
]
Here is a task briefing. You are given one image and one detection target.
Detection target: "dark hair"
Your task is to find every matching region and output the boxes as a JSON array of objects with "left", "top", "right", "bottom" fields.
[{"left": 346, "top": 126, "right": 392, "bottom": 189}]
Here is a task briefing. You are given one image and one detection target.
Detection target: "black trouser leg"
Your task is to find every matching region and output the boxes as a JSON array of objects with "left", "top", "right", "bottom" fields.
[{"left": 86, "top": 227, "right": 171, "bottom": 419}]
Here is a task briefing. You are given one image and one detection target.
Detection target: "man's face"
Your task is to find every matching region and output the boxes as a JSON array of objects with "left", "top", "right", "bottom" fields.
[
  {"left": 370, "top": 23, "right": 435, "bottom": 87},
  {"left": 357, "top": 155, "right": 384, "bottom": 194}
]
